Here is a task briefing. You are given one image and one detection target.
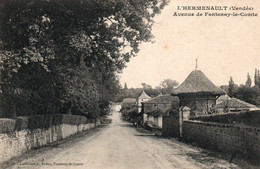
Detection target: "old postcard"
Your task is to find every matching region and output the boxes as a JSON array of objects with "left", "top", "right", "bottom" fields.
[{"left": 0, "top": 0, "right": 259, "bottom": 169}]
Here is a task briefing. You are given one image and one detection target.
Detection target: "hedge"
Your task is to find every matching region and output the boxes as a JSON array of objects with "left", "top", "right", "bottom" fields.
[
  {"left": 0, "top": 114, "right": 95, "bottom": 133},
  {"left": 190, "top": 110, "right": 260, "bottom": 128},
  {"left": 0, "top": 118, "right": 16, "bottom": 133}
]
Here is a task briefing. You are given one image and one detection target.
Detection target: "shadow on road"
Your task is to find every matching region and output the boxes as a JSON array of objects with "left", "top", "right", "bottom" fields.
[
  {"left": 134, "top": 134, "right": 156, "bottom": 137},
  {"left": 119, "top": 123, "right": 134, "bottom": 128},
  {"left": 186, "top": 151, "right": 218, "bottom": 166}
]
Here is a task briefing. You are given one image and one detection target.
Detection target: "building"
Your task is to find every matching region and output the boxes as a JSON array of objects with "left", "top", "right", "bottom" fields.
[
  {"left": 215, "top": 97, "right": 260, "bottom": 112},
  {"left": 142, "top": 94, "right": 176, "bottom": 128},
  {"left": 172, "top": 69, "right": 225, "bottom": 116},
  {"left": 121, "top": 98, "right": 136, "bottom": 110},
  {"left": 216, "top": 94, "right": 230, "bottom": 104},
  {"left": 137, "top": 90, "right": 151, "bottom": 113}
]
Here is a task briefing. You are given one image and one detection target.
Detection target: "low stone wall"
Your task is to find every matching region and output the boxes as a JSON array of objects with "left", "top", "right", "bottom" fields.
[
  {"left": 0, "top": 115, "right": 101, "bottom": 163},
  {"left": 183, "top": 120, "right": 260, "bottom": 161}
]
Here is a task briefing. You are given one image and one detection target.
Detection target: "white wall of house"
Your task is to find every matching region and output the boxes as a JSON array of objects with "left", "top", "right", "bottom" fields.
[
  {"left": 143, "top": 114, "right": 148, "bottom": 124},
  {"left": 158, "top": 115, "right": 163, "bottom": 128},
  {"left": 148, "top": 116, "right": 154, "bottom": 123},
  {"left": 138, "top": 98, "right": 150, "bottom": 113},
  {"left": 111, "top": 104, "right": 121, "bottom": 112},
  {"left": 143, "top": 114, "right": 163, "bottom": 129}
]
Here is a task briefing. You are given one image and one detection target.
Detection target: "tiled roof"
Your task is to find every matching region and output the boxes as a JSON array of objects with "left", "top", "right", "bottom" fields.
[
  {"left": 215, "top": 98, "right": 258, "bottom": 109},
  {"left": 122, "top": 98, "right": 136, "bottom": 103},
  {"left": 138, "top": 91, "right": 151, "bottom": 99},
  {"left": 144, "top": 94, "right": 174, "bottom": 104},
  {"left": 172, "top": 70, "right": 225, "bottom": 95}
]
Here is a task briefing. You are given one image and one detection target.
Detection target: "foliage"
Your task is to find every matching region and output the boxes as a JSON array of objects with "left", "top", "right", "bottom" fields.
[
  {"left": 0, "top": 0, "right": 168, "bottom": 117},
  {"left": 245, "top": 73, "right": 252, "bottom": 87},
  {"left": 221, "top": 73, "right": 260, "bottom": 106},
  {"left": 228, "top": 76, "right": 235, "bottom": 97},
  {"left": 141, "top": 83, "right": 152, "bottom": 89},
  {"left": 220, "top": 76, "right": 260, "bottom": 107},
  {"left": 115, "top": 79, "right": 178, "bottom": 102},
  {"left": 60, "top": 65, "right": 100, "bottom": 118},
  {"left": 124, "top": 83, "right": 128, "bottom": 90},
  {"left": 0, "top": 118, "right": 16, "bottom": 133},
  {"left": 159, "top": 79, "right": 179, "bottom": 94},
  {"left": 171, "top": 96, "right": 180, "bottom": 115},
  {"left": 254, "top": 68, "right": 260, "bottom": 87},
  {"left": 190, "top": 110, "right": 260, "bottom": 128},
  {"left": 234, "top": 85, "right": 260, "bottom": 106}
]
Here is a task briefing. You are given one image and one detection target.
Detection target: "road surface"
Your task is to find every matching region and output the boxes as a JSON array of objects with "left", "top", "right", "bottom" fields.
[{"left": 9, "top": 111, "right": 240, "bottom": 169}]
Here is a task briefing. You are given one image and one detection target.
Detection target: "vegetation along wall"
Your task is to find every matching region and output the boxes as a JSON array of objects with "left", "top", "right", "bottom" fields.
[
  {"left": 0, "top": 114, "right": 100, "bottom": 163},
  {"left": 190, "top": 110, "right": 260, "bottom": 128}
]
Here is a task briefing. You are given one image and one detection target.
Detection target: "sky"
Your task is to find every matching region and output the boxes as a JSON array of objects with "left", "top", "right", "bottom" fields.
[{"left": 119, "top": 0, "right": 260, "bottom": 88}]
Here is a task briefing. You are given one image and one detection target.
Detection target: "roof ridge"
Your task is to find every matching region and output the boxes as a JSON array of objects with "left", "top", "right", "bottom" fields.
[{"left": 138, "top": 90, "right": 151, "bottom": 99}]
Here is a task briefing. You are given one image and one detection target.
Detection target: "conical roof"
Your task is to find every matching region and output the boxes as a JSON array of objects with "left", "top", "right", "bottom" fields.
[
  {"left": 138, "top": 90, "right": 151, "bottom": 99},
  {"left": 172, "top": 70, "right": 225, "bottom": 95}
]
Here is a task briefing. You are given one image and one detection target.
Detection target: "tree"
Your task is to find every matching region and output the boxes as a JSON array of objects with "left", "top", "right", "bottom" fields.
[
  {"left": 0, "top": 0, "right": 168, "bottom": 117},
  {"left": 234, "top": 85, "right": 260, "bottom": 106},
  {"left": 245, "top": 73, "right": 252, "bottom": 87},
  {"left": 159, "top": 79, "right": 179, "bottom": 94},
  {"left": 254, "top": 68, "right": 260, "bottom": 87},
  {"left": 124, "top": 83, "right": 128, "bottom": 90},
  {"left": 141, "top": 83, "right": 152, "bottom": 89},
  {"left": 228, "top": 77, "right": 235, "bottom": 97},
  {"left": 220, "top": 85, "right": 229, "bottom": 94}
]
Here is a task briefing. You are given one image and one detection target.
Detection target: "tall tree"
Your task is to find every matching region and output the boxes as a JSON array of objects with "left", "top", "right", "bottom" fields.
[
  {"left": 255, "top": 69, "right": 258, "bottom": 87},
  {"left": 124, "top": 83, "right": 128, "bottom": 90},
  {"left": 246, "top": 72, "right": 252, "bottom": 87},
  {"left": 255, "top": 68, "right": 260, "bottom": 87},
  {"left": 228, "top": 76, "right": 235, "bottom": 97},
  {"left": 0, "top": 0, "right": 168, "bottom": 117}
]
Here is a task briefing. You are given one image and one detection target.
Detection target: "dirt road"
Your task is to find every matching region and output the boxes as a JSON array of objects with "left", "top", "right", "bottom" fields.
[{"left": 10, "top": 111, "right": 240, "bottom": 169}]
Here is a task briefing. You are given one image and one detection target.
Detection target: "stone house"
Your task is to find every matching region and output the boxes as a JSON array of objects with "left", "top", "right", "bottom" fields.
[
  {"left": 142, "top": 94, "right": 176, "bottom": 128},
  {"left": 137, "top": 90, "right": 151, "bottom": 113},
  {"left": 172, "top": 69, "right": 225, "bottom": 116},
  {"left": 216, "top": 94, "right": 230, "bottom": 104}
]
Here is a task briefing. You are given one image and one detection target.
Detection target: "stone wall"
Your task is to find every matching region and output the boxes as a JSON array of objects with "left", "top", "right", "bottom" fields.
[
  {"left": 182, "top": 120, "right": 260, "bottom": 161},
  {"left": 0, "top": 115, "right": 101, "bottom": 163}
]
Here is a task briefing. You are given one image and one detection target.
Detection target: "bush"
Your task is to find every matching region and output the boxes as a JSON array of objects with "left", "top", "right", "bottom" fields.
[
  {"left": 28, "top": 114, "right": 88, "bottom": 129},
  {"left": 15, "top": 116, "right": 29, "bottom": 130},
  {"left": 27, "top": 115, "right": 54, "bottom": 129},
  {"left": 53, "top": 114, "right": 87, "bottom": 126},
  {"left": 190, "top": 110, "right": 260, "bottom": 128},
  {"left": 0, "top": 118, "right": 16, "bottom": 133},
  {"left": 18, "top": 114, "right": 88, "bottom": 130},
  {"left": 0, "top": 114, "right": 96, "bottom": 133}
]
